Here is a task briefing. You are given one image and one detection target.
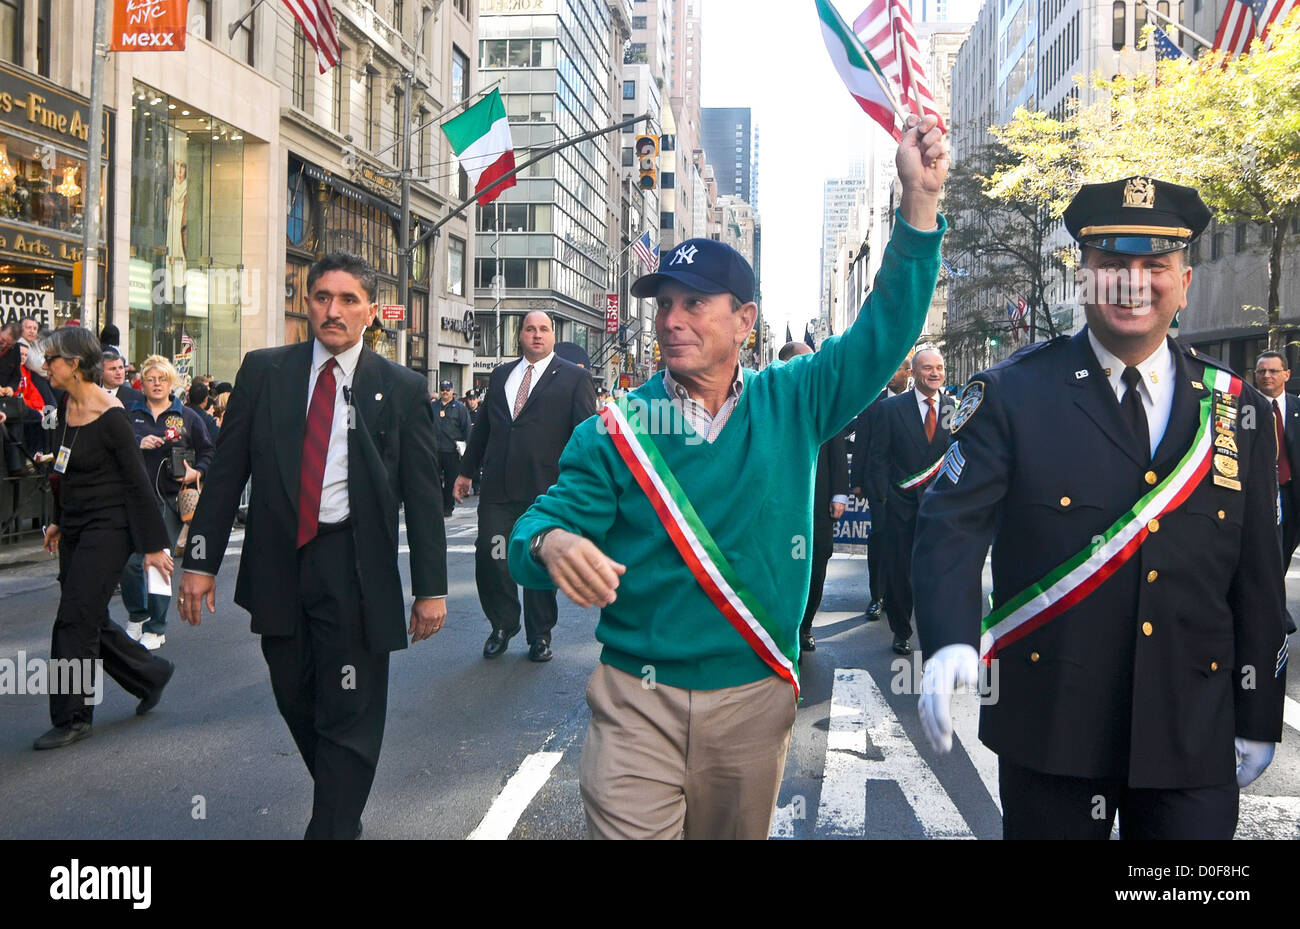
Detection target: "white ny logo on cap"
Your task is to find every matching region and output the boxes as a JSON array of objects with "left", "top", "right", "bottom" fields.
[{"left": 669, "top": 244, "right": 699, "bottom": 266}]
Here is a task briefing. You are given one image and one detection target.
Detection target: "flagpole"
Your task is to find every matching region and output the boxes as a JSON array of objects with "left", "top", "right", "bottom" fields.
[
  {"left": 1146, "top": 5, "right": 1214, "bottom": 49},
  {"left": 845, "top": 19, "right": 909, "bottom": 125}
]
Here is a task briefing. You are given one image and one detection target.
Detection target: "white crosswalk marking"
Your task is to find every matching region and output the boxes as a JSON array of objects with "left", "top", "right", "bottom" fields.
[
  {"left": 468, "top": 752, "right": 564, "bottom": 840},
  {"left": 816, "top": 668, "right": 974, "bottom": 838},
  {"left": 1284, "top": 696, "right": 1300, "bottom": 733}
]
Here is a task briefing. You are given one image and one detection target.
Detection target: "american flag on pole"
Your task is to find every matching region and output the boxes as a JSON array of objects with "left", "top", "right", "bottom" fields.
[
  {"left": 853, "top": 0, "right": 946, "bottom": 131},
  {"left": 1214, "top": 0, "right": 1258, "bottom": 57},
  {"left": 631, "top": 231, "right": 658, "bottom": 271},
  {"left": 283, "top": 0, "right": 342, "bottom": 73},
  {"left": 179, "top": 331, "right": 195, "bottom": 354},
  {"left": 1249, "top": 0, "right": 1299, "bottom": 45}
]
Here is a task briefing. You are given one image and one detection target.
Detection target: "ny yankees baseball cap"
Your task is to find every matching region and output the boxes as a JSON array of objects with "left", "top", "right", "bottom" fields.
[{"left": 631, "top": 238, "right": 755, "bottom": 305}]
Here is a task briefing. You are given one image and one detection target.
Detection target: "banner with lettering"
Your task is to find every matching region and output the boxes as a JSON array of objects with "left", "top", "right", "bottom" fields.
[
  {"left": 111, "top": 0, "right": 189, "bottom": 51},
  {"left": 605, "top": 293, "right": 619, "bottom": 335}
]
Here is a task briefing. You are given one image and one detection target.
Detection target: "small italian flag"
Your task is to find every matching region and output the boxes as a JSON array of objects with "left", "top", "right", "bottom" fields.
[
  {"left": 816, "top": 0, "right": 901, "bottom": 141},
  {"left": 441, "top": 88, "right": 517, "bottom": 205}
]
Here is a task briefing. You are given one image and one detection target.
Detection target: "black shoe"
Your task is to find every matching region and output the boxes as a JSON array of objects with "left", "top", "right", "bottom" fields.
[
  {"left": 528, "top": 640, "right": 553, "bottom": 662},
  {"left": 483, "top": 627, "right": 519, "bottom": 659},
  {"left": 33, "top": 722, "right": 92, "bottom": 750},
  {"left": 867, "top": 600, "right": 883, "bottom": 622},
  {"left": 136, "top": 659, "right": 175, "bottom": 716},
  {"left": 800, "top": 631, "right": 816, "bottom": 652},
  {"left": 443, "top": 506, "right": 455, "bottom": 518},
  {"left": 892, "top": 636, "right": 912, "bottom": 656}
]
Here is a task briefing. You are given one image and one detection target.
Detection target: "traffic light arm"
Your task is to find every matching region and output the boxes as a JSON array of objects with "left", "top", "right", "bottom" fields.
[{"left": 412, "top": 111, "right": 656, "bottom": 253}]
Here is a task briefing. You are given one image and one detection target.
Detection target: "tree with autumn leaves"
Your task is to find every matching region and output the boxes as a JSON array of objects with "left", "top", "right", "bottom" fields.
[{"left": 950, "top": 14, "right": 1300, "bottom": 349}]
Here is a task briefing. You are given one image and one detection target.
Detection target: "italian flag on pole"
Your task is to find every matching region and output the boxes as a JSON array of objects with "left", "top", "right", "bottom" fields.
[
  {"left": 441, "top": 88, "right": 517, "bottom": 205},
  {"left": 816, "top": 0, "right": 902, "bottom": 141}
]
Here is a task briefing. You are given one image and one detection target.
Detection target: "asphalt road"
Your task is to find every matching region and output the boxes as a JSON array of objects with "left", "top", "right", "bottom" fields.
[{"left": 0, "top": 498, "right": 1296, "bottom": 840}]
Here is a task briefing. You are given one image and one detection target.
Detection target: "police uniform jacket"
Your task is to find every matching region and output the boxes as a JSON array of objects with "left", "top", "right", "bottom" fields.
[{"left": 913, "top": 330, "right": 1288, "bottom": 789}]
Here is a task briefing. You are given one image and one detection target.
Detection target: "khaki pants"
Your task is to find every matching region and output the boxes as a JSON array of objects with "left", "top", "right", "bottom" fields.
[{"left": 578, "top": 662, "right": 797, "bottom": 840}]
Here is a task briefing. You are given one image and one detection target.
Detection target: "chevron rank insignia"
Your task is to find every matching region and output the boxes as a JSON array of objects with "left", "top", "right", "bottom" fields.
[
  {"left": 938, "top": 442, "right": 966, "bottom": 485},
  {"left": 950, "top": 381, "right": 984, "bottom": 434},
  {"left": 1278, "top": 635, "right": 1289, "bottom": 678}
]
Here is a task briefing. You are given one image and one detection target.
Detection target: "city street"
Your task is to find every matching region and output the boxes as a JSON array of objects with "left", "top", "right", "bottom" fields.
[{"left": 0, "top": 498, "right": 1297, "bottom": 840}]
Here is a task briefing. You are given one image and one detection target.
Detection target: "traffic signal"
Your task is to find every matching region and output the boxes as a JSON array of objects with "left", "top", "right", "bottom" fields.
[
  {"left": 652, "top": 340, "right": 661, "bottom": 364},
  {"left": 636, "top": 135, "right": 658, "bottom": 190}
]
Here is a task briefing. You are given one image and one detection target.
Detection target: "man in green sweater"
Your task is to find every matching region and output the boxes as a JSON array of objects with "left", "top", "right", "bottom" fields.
[{"left": 508, "top": 115, "right": 949, "bottom": 839}]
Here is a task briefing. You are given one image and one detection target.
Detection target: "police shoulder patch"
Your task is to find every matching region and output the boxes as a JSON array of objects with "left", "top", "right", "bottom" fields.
[{"left": 950, "top": 381, "right": 985, "bottom": 434}]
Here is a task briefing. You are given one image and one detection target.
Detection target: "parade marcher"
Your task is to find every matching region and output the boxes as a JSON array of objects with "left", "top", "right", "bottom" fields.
[
  {"left": 913, "top": 177, "right": 1288, "bottom": 840},
  {"left": 433, "top": 379, "right": 471, "bottom": 518},
  {"left": 119, "top": 355, "right": 214, "bottom": 649},
  {"left": 779, "top": 341, "right": 849, "bottom": 655},
  {"left": 454, "top": 311, "right": 597, "bottom": 662},
  {"left": 463, "top": 389, "right": 483, "bottom": 495},
  {"left": 851, "top": 356, "right": 911, "bottom": 622},
  {"left": 33, "top": 326, "right": 174, "bottom": 750},
  {"left": 1253, "top": 350, "right": 1300, "bottom": 567},
  {"left": 178, "top": 251, "right": 448, "bottom": 840},
  {"left": 867, "top": 347, "right": 953, "bottom": 655},
  {"left": 508, "top": 115, "right": 948, "bottom": 839}
]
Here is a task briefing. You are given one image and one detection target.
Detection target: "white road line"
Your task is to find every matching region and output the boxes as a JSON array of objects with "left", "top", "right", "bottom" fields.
[
  {"left": 816, "top": 668, "right": 974, "bottom": 838},
  {"left": 467, "top": 751, "right": 564, "bottom": 840},
  {"left": 950, "top": 695, "right": 1002, "bottom": 813},
  {"left": 1285, "top": 696, "right": 1300, "bottom": 733}
]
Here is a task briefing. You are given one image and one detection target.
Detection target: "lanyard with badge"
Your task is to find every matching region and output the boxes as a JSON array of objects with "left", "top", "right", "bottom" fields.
[{"left": 53, "top": 419, "right": 80, "bottom": 474}]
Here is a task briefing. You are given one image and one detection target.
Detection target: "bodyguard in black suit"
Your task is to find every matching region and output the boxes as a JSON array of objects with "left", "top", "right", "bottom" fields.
[
  {"left": 851, "top": 358, "right": 912, "bottom": 620},
  {"left": 868, "top": 348, "right": 953, "bottom": 655},
  {"left": 455, "top": 310, "right": 597, "bottom": 661},
  {"left": 779, "top": 341, "right": 850, "bottom": 654},
  {"left": 178, "top": 253, "right": 448, "bottom": 840},
  {"left": 1252, "top": 350, "right": 1300, "bottom": 567},
  {"left": 914, "top": 178, "right": 1288, "bottom": 839}
]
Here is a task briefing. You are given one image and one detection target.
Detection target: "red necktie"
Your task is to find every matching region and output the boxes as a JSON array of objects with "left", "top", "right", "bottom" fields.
[
  {"left": 297, "top": 358, "right": 337, "bottom": 548},
  {"left": 925, "top": 396, "right": 937, "bottom": 443},
  {"left": 1274, "top": 399, "right": 1292, "bottom": 485}
]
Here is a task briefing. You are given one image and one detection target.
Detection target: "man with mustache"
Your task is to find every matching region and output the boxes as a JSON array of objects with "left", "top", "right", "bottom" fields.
[
  {"left": 178, "top": 252, "right": 448, "bottom": 839},
  {"left": 913, "top": 178, "right": 1288, "bottom": 839},
  {"left": 507, "top": 115, "right": 949, "bottom": 838}
]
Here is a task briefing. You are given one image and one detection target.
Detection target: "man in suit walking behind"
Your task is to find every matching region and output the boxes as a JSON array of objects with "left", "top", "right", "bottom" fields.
[
  {"left": 454, "top": 311, "right": 597, "bottom": 662},
  {"left": 1254, "top": 350, "right": 1300, "bottom": 568},
  {"left": 868, "top": 346, "right": 953, "bottom": 656},
  {"left": 178, "top": 252, "right": 448, "bottom": 840}
]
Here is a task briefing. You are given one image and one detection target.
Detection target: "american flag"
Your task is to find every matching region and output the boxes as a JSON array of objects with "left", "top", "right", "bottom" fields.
[
  {"left": 1153, "top": 26, "right": 1186, "bottom": 60},
  {"left": 631, "top": 231, "right": 658, "bottom": 271},
  {"left": 853, "top": 0, "right": 946, "bottom": 131},
  {"left": 283, "top": 0, "right": 342, "bottom": 73},
  {"left": 1250, "top": 0, "right": 1299, "bottom": 44},
  {"left": 179, "top": 331, "right": 194, "bottom": 355},
  {"left": 1214, "top": 0, "right": 1258, "bottom": 57}
]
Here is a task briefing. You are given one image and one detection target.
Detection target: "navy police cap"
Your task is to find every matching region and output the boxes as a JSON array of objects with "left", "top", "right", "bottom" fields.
[
  {"left": 1063, "top": 176, "right": 1212, "bottom": 256},
  {"left": 631, "top": 238, "right": 755, "bottom": 305}
]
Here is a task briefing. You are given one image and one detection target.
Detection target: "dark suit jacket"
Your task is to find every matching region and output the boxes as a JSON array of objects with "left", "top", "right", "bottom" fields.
[
  {"left": 459, "top": 355, "right": 597, "bottom": 504},
  {"left": 867, "top": 387, "right": 954, "bottom": 520},
  {"left": 109, "top": 384, "right": 145, "bottom": 407},
  {"left": 914, "top": 331, "right": 1288, "bottom": 788},
  {"left": 813, "top": 430, "right": 850, "bottom": 543},
  {"left": 183, "top": 340, "right": 446, "bottom": 653},
  {"left": 1276, "top": 392, "right": 1300, "bottom": 485},
  {"left": 0, "top": 345, "right": 19, "bottom": 390},
  {"left": 850, "top": 389, "right": 888, "bottom": 502}
]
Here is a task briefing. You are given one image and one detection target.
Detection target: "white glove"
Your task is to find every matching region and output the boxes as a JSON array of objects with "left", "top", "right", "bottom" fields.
[
  {"left": 455, "top": 441, "right": 467, "bottom": 456},
  {"left": 917, "top": 644, "right": 980, "bottom": 754},
  {"left": 1235, "top": 737, "right": 1275, "bottom": 788}
]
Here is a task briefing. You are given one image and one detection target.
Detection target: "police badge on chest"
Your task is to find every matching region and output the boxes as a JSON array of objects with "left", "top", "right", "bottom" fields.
[{"left": 1211, "top": 389, "right": 1241, "bottom": 491}]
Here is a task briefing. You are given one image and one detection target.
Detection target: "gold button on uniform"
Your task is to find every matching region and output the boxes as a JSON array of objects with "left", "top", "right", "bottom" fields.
[
  {"left": 1142, "top": 621, "right": 1153, "bottom": 636},
  {"left": 1147, "top": 519, "right": 1160, "bottom": 533},
  {"left": 1217, "top": 510, "right": 1226, "bottom": 520},
  {"left": 1147, "top": 570, "right": 1158, "bottom": 583},
  {"left": 1210, "top": 661, "right": 1219, "bottom": 671},
  {"left": 1060, "top": 496, "right": 1071, "bottom": 507},
  {"left": 1144, "top": 470, "right": 1157, "bottom": 485},
  {"left": 1030, "top": 651, "right": 1040, "bottom": 662}
]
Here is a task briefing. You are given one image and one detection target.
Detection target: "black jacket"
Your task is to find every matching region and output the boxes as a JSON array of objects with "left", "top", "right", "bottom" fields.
[
  {"left": 813, "top": 431, "right": 850, "bottom": 541},
  {"left": 850, "top": 389, "right": 888, "bottom": 502},
  {"left": 867, "top": 387, "right": 954, "bottom": 521},
  {"left": 434, "top": 398, "right": 471, "bottom": 448},
  {"left": 459, "top": 356, "right": 596, "bottom": 504},
  {"left": 125, "top": 396, "right": 215, "bottom": 497},
  {"left": 913, "top": 331, "right": 1288, "bottom": 788},
  {"left": 183, "top": 340, "right": 447, "bottom": 653}
]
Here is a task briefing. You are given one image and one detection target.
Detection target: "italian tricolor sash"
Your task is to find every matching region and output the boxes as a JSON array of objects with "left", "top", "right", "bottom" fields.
[
  {"left": 979, "top": 364, "right": 1240, "bottom": 661},
  {"left": 899, "top": 457, "right": 944, "bottom": 489},
  {"left": 599, "top": 399, "right": 800, "bottom": 695}
]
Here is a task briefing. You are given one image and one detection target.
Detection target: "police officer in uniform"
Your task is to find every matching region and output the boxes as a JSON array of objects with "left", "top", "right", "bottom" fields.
[
  {"left": 913, "top": 177, "right": 1289, "bottom": 839},
  {"left": 434, "top": 379, "right": 471, "bottom": 517}
]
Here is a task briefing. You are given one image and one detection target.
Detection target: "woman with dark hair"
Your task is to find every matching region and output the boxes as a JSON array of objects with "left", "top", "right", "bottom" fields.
[
  {"left": 98, "top": 323, "right": 120, "bottom": 348},
  {"left": 34, "top": 327, "right": 175, "bottom": 751}
]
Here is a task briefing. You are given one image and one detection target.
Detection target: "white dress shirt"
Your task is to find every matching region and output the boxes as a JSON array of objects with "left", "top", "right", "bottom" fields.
[
  {"left": 1088, "top": 330, "right": 1175, "bottom": 457},
  {"left": 503, "top": 351, "right": 555, "bottom": 419},
  {"left": 915, "top": 388, "right": 941, "bottom": 426},
  {"left": 310, "top": 338, "right": 364, "bottom": 523}
]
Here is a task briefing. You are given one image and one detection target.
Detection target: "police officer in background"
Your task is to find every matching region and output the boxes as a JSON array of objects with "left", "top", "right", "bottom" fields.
[
  {"left": 434, "top": 379, "right": 471, "bottom": 518},
  {"left": 913, "top": 177, "right": 1288, "bottom": 839}
]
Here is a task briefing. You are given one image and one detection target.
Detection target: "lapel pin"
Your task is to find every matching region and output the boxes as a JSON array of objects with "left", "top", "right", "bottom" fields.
[
  {"left": 375, "top": 392, "right": 383, "bottom": 401},
  {"left": 1191, "top": 381, "right": 1204, "bottom": 390},
  {"left": 1075, "top": 370, "right": 1089, "bottom": 379}
]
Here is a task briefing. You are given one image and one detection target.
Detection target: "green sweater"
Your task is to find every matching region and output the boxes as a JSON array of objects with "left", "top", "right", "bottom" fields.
[{"left": 509, "top": 212, "right": 945, "bottom": 690}]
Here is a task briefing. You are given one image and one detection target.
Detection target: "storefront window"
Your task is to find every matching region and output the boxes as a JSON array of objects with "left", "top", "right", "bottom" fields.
[
  {"left": 128, "top": 83, "right": 244, "bottom": 381},
  {"left": 0, "top": 0, "right": 19, "bottom": 64},
  {"left": 0, "top": 136, "right": 88, "bottom": 234}
]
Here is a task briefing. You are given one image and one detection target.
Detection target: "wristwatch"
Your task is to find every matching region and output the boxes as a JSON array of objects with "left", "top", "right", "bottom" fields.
[{"left": 529, "top": 528, "right": 556, "bottom": 565}]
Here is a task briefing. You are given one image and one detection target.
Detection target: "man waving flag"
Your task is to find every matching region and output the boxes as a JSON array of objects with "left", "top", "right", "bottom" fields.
[{"left": 817, "top": 0, "right": 906, "bottom": 140}]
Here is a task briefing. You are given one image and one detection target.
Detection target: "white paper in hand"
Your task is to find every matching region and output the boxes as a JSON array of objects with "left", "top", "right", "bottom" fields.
[{"left": 146, "top": 549, "right": 172, "bottom": 597}]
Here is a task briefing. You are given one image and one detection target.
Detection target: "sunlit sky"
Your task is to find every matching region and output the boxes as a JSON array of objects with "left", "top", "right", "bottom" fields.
[{"left": 700, "top": 0, "right": 983, "bottom": 340}]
